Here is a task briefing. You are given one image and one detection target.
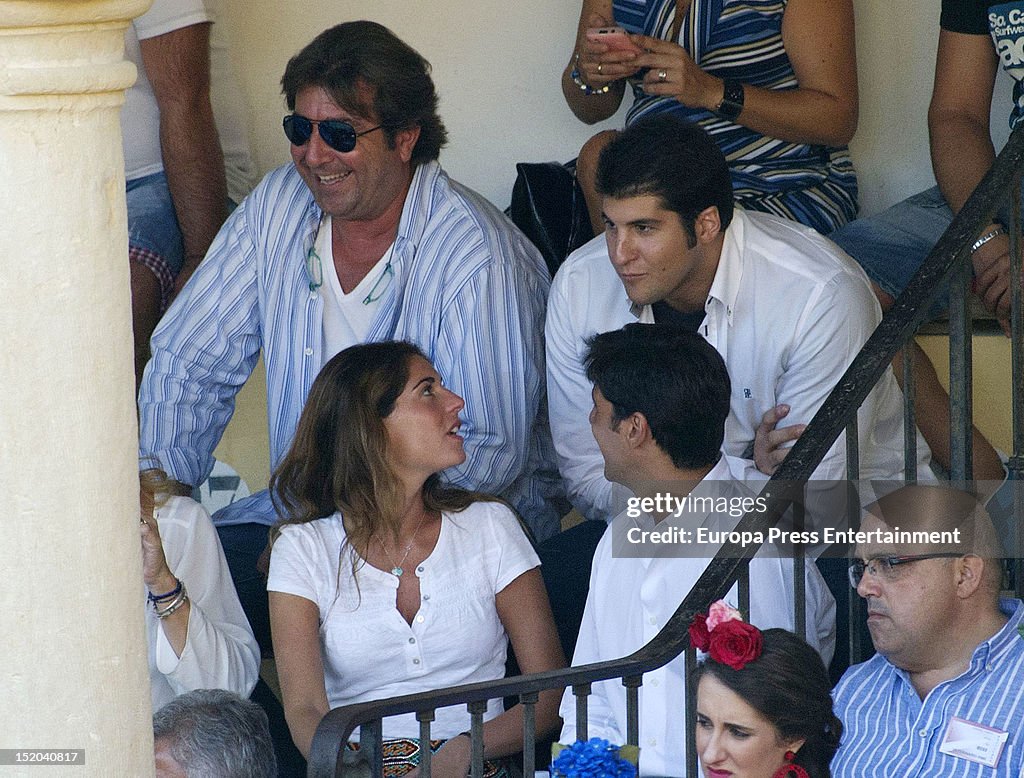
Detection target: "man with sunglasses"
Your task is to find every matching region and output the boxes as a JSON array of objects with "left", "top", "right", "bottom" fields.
[
  {"left": 138, "top": 22, "right": 559, "bottom": 657},
  {"left": 832, "top": 484, "right": 1023, "bottom": 778}
]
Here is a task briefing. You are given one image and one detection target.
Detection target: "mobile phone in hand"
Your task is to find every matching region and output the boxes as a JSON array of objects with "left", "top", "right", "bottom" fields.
[{"left": 585, "top": 26, "right": 643, "bottom": 56}]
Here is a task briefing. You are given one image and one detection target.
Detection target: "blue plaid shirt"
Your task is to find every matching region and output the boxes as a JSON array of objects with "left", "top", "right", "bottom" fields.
[
  {"left": 832, "top": 598, "right": 1024, "bottom": 777},
  {"left": 139, "top": 161, "right": 559, "bottom": 539}
]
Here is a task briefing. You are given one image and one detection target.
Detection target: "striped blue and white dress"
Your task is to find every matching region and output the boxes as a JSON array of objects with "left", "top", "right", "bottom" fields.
[{"left": 614, "top": 0, "right": 858, "bottom": 233}]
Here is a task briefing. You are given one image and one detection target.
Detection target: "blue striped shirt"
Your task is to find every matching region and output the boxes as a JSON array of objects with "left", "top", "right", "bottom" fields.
[
  {"left": 138, "top": 161, "right": 561, "bottom": 540},
  {"left": 613, "top": 0, "right": 858, "bottom": 233},
  {"left": 832, "top": 599, "right": 1024, "bottom": 778}
]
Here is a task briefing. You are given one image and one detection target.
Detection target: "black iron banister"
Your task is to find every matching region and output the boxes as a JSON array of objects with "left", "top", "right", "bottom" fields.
[
  {"left": 1011, "top": 170, "right": 1024, "bottom": 585},
  {"left": 309, "top": 123, "right": 1024, "bottom": 778}
]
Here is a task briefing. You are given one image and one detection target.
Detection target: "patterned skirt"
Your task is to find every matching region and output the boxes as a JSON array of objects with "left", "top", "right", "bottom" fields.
[{"left": 345, "top": 738, "right": 512, "bottom": 777}]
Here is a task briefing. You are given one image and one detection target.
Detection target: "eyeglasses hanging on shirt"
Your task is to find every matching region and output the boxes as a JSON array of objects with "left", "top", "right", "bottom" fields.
[
  {"left": 362, "top": 260, "right": 394, "bottom": 304},
  {"left": 305, "top": 216, "right": 396, "bottom": 304}
]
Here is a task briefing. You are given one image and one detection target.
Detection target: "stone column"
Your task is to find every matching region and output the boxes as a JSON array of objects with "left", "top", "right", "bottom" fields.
[{"left": 0, "top": 1, "right": 154, "bottom": 774}]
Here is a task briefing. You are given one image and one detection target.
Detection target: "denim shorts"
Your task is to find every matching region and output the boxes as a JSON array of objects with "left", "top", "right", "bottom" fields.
[
  {"left": 829, "top": 186, "right": 955, "bottom": 320},
  {"left": 126, "top": 170, "right": 184, "bottom": 277}
]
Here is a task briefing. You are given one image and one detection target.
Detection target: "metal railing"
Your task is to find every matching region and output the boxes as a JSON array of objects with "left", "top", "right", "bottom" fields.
[{"left": 308, "top": 125, "right": 1024, "bottom": 777}]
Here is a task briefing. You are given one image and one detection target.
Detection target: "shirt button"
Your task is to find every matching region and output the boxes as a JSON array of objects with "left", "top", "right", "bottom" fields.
[
  {"left": 413, "top": 658, "right": 420, "bottom": 665},
  {"left": 416, "top": 615, "right": 424, "bottom": 623},
  {"left": 648, "top": 738, "right": 657, "bottom": 747},
  {"left": 417, "top": 566, "right": 424, "bottom": 573},
  {"left": 408, "top": 637, "right": 416, "bottom": 644},
  {"left": 303, "top": 347, "right": 313, "bottom": 356},
  {"left": 650, "top": 679, "right": 659, "bottom": 687},
  {"left": 423, "top": 594, "right": 430, "bottom": 601},
  {"left": 918, "top": 729, "right": 928, "bottom": 738},
  {"left": 648, "top": 617, "right": 657, "bottom": 626}
]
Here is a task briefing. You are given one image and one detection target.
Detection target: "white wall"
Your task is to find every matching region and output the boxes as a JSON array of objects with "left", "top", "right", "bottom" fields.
[
  {"left": 221, "top": 0, "right": 1008, "bottom": 219},
  {"left": 851, "top": 1, "right": 1013, "bottom": 214}
]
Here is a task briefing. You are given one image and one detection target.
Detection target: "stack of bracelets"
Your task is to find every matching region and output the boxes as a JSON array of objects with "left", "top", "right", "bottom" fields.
[{"left": 148, "top": 578, "right": 189, "bottom": 619}]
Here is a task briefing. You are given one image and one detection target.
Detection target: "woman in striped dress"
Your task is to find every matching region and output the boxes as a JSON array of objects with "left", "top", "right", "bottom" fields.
[{"left": 563, "top": 0, "right": 858, "bottom": 236}]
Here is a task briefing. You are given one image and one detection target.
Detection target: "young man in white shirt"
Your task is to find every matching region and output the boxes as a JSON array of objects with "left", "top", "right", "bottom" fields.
[
  {"left": 559, "top": 323, "right": 835, "bottom": 776},
  {"left": 546, "top": 115, "right": 929, "bottom": 523}
]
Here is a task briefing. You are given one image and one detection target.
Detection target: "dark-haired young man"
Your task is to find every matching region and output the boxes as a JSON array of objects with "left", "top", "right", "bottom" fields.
[
  {"left": 558, "top": 323, "right": 835, "bottom": 776},
  {"left": 139, "top": 22, "right": 560, "bottom": 656},
  {"left": 547, "top": 115, "right": 930, "bottom": 522}
]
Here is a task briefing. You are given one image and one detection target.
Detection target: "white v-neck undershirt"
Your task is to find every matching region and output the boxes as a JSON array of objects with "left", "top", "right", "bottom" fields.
[{"left": 317, "top": 215, "right": 394, "bottom": 364}]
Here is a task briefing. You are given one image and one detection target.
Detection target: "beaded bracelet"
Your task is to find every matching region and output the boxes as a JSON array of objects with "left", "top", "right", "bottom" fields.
[
  {"left": 154, "top": 583, "right": 189, "bottom": 620},
  {"left": 571, "top": 53, "right": 610, "bottom": 95},
  {"left": 147, "top": 577, "right": 182, "bottom": 604}
]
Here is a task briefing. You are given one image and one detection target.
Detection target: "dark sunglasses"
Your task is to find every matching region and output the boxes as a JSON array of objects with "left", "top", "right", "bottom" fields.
[{"left": 282, "top": 114, "right": 382, "bottom": 153}]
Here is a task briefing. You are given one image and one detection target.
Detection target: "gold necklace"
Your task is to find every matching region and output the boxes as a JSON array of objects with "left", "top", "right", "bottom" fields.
[{"left": 376, "top": 512, "right": 428, "bottom": 577}]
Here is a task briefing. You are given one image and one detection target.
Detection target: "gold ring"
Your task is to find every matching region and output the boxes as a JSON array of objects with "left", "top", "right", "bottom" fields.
[{"left": 658, "top": 69, "right": 668, "bottom": 82}]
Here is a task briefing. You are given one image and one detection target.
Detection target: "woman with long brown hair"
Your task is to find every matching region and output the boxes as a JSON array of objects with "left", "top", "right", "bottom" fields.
[{"left": 267, "top": 341, "right": 564, "bottom": 777}]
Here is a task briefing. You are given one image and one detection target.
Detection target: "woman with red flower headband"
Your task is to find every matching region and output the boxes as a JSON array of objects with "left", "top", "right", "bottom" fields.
[{"left": 691, "top": 602, "right": 842, "bottom": 778}]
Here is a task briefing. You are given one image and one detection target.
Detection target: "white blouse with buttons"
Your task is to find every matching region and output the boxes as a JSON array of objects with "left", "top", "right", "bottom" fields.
[{"left": 267, "top": 500, "right": 539, "bottom": 739}]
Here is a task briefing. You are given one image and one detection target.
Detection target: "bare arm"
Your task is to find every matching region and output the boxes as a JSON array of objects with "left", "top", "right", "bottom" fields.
[
  {"left": 270, "top": 591, "right": 330, "bottom": 758},
  {"left": 141, "top": 22, "right": 228, "bottom": 296},
  {"left": 633, "top": 0, "right": 858, "bottom": 145},
  {"left": 414, "top": 569, "right": 566, "bottom": 776},
  {"left": 489, "top": 569, "right": 566, "bottom": 752},
  {"left": 929, "top": 30, "right": 1011, "bottom": 318},
  {"left": 562, "top": 0, "right": 630, "bottom": 123},
  {"left": 929, "top": 29, "right": 999, "bottom": 214},
  {"left": 141, "top": 518, "right": 190, "bottom": 656}
]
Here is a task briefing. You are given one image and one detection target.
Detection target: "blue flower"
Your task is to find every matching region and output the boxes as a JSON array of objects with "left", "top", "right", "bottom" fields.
[{"left": 550, "top": 738, "right": 638, "bottom": 777}]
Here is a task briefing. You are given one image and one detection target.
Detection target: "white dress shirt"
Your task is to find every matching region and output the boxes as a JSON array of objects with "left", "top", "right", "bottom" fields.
[
  {"left": 558, "top": 455, "right": 836, "bottom": 776},
  {"left": 546, "top": 209, "right": 932, "bottom": 522}
]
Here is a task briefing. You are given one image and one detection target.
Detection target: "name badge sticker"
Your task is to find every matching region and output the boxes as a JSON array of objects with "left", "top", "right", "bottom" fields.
[{"left": 938, "top": 716, "right": 1009, "bottom": 769}]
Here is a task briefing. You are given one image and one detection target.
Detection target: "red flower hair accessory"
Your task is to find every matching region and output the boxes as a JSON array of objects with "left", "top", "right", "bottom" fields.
[{"left": 688, "top": 600, "right": 763, "bottom": 670}]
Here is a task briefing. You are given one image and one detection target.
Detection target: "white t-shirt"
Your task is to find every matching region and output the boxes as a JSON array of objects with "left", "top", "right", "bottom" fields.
[
  {"left": 147, "top": 495, "right": 261, "bottom": 711},
  {"left": 123, "top": 0, "right": 256, "bottom": 203},
  {"left": 316, "top": 215, "right": 394, "bottom": 360},
  {"left": 267, "top": 501, "right": 540, "bottom": 739}
]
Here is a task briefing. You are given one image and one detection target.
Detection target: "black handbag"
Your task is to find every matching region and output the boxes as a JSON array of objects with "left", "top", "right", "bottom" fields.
[{"left": 506, "top": 160, "right": 594, "bottom": 278}]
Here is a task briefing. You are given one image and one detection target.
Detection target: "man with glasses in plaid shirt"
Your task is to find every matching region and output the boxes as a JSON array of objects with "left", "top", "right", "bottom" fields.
[
  {"left": 832, "top": 484, "right": 1022, "bottom": 777},
  {"left": 138, "top": 21, "right": 560, "bottom": 662}
]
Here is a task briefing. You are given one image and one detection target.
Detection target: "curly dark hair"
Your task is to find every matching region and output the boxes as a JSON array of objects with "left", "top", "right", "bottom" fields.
[{"left": 597, "top": 115, "right": 734, "bottom": 246}]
